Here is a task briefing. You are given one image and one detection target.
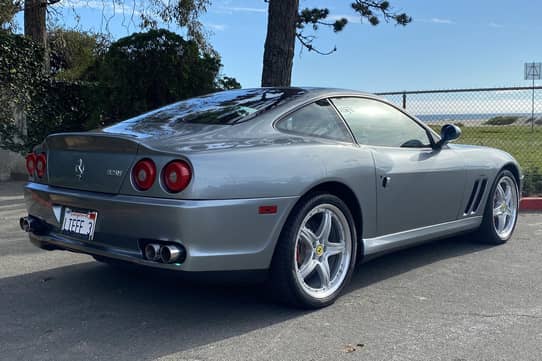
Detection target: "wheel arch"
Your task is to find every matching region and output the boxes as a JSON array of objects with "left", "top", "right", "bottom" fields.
[
  {"left": 501, "top": 162, "right": 521, "bottom": 191},
  {"left": 289, "top": 181, "right": 364, "bottom": 258}
]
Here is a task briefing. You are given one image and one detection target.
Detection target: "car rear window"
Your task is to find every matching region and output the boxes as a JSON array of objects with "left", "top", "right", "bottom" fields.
[{"left": 106, "top": 88, "right": 307, "bottom": 132}]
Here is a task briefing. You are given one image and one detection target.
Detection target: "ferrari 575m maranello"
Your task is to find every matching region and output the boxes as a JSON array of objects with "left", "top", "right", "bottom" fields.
[{"left": 21, "top": 88, "right": 521, "bottom": 308}]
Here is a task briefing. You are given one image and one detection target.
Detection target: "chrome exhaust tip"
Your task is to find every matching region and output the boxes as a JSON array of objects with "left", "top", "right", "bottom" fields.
[
  {"left": 160, "top": 245, "right": 184, "bottom": 264},
  {"left": 19, "top": 217, "right": 30, "bottom": 232},
  {"left": 144, "top": 243, "right": 161, "bottom": 261},
  {"left": 19, "top": 216, "right": 47, "bottom": 234}
]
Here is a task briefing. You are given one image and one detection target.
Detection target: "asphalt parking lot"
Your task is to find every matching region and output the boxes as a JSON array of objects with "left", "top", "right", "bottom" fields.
[{"left": 1, "top": 181, "right": 542, "bottom": 361}]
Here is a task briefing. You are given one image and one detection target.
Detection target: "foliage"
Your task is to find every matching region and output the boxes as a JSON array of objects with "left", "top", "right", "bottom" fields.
[
  {"left": 295, "top": 1, "right": 411, "bottom": 55},
  {"left": 0, "top": 32, "right": 47, "bottom": 153},
  {"left": 0, "top": 32, "right": 107, "bottom": 154},
  {"left": 48, "top": 29, "right": 109, "bottom": 81},
  {"left": 262, "top": 0, "right": 411, "bottom": 86},
  {"left": 135, "top": 0, "right": 214, "bottom": 54},
  {"left": 3, "top": 80, "right": 107, "bottom": 153},
  {"left": 0, "top": 32, "right": 46, "bottom": 95},
  {"left": 525, "top": 117, "right": 542, "bottom": 126},
  {"left": 215, "top": 76, "right": 241, "bottom": 91},
  {"left": 484, "top": 116, "right": 519, "bottom": 126},
  {"left": 0, "top": 0, "right": 20, "bottom": 32},
  {"left": 1, "top": 28, "right": 239, "bottom": 154},
  {"left": 89, "top": 29, "right": 226, "bottom": 122}
]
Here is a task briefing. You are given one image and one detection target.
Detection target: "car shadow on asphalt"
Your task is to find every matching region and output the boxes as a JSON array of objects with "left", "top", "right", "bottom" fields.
[
  {"left": 348, "top": 235, "right": 493, "bottom": 290},
  {"left": 0, "top": 235, "right": 494, "bottom": 361}
]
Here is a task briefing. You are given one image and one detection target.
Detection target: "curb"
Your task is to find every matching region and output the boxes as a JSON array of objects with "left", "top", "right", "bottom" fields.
[{"left": 520, "top": 197, "right": 542, "bottom": 212}]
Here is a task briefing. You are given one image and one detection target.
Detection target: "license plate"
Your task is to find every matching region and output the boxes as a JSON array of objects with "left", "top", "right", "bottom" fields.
[{"left": 61, "top": 208, "right": 98, "bottom": 240}]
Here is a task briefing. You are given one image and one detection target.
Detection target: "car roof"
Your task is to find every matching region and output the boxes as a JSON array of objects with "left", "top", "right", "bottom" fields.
[
  {"left": 245, "top": 87, "right": 384, "bottom": 108},
  {"left": 248, "top": 86, "right": 376, "bottom": 98}
]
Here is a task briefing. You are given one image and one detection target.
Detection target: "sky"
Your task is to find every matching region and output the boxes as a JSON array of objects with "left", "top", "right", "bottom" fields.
[{"left": 13, "top": 0, "right": 542, "bottom": 92}]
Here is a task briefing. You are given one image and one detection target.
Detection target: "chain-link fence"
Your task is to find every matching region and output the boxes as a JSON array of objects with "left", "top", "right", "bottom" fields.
[{"left": 376, "top": 86, "right": 542, "bottom": 196}]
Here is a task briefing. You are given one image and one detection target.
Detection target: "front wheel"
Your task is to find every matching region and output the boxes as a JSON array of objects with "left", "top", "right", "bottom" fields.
[
  {"left": 475, "top": 170, "right": 519, "bottom": 244},
  {"left": 269, "top": 193, "right": 357, "bottom": 308}
]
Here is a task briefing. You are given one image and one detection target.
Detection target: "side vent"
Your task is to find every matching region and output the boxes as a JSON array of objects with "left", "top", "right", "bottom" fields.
[
  {"left": 471, "top": 179, "right": 487, "bottom": 213},
  {"left": 464, "top": 178, "right": 488, "bottom": 215},
  {"left": 464, "top": 180, "right": 480, "bottom": 215}
]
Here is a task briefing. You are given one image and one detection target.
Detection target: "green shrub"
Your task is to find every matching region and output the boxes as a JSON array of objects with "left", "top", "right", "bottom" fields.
[
  {"left": 520, "top": 117, "right": 542, "bottom": 125},
  {"left": 484, "top": 116, "right": 519, "bottom": 126},
  {"left": 48, "top": 29, "right": 109, "bottom": 81},
  {"left": 0, "top": 32, "right": 47, "bottom": 154},
  {"left": 1, "top": 29, "right": 240, "bottom": 154},
  {"left": 89, "top": 29, "right": 225, "bottom": 124},
  {"left": 1, "top": 78, "right": 107, "bottom": 154},
  {"left": 0, "top": 0, "right": 19, "bottom": 32},
  {"left": 28, "top": 80, "right": 106, "bottom": 130},
  {"left": 0, "top": 33, "right": 106, "bottom": 154}
]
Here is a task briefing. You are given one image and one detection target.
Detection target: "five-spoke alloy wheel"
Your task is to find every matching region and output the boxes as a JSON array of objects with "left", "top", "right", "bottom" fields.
[
  {"left": 270, "top": 193, "right": 357, "bottom": 308},
  {"left": 476, "top": 170, "right": 519, "bottom": 244},
  {"left": 294, "top": 204, "right": 352, "bottom": 300},
  {"left": 492, "top": 175, "right": 518, "bottom": 240}
]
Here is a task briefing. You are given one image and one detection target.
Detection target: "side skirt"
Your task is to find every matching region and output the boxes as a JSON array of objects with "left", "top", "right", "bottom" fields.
[{"left": 363, "top": 216, "right": 482, "bottom": 256}]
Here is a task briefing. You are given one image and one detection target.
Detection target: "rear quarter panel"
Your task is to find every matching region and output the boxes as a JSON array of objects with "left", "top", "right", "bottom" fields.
[{"left": 179, "top": 142, "right": 378, "bottom": 238}]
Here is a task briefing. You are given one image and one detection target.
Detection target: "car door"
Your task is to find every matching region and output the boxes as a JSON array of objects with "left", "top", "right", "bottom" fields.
[{"left": 331, "top": 97, "right": 466, "bottom": 236}]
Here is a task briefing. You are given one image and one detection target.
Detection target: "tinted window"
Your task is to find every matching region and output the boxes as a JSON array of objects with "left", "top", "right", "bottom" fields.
[
  {"left": 331, "top": 97, "right": 430, "bottom": 148},
  {"left": 104, "top": 88, "right": 306, "bottom": 136},
  {"left": 276, "top": 100, "right": 352, "bottom": 142}
]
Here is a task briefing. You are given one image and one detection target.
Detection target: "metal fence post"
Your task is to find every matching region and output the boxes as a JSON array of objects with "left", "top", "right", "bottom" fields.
[
  {"left": 532, "top": 77, "right": 535, "bottom": 133},
  {"left": 402, "top": 91, "right": 407, "bottom": 109}
]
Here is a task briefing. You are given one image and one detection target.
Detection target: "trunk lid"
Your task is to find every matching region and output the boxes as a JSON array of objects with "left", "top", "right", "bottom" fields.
[{"left": 46, "top": 133, "right": 140, "bottom": 194}]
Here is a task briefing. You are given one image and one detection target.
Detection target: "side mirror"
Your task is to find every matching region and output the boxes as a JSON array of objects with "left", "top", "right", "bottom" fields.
[{"left": 435, "top": 124, "right": 461, "bottom": 149}]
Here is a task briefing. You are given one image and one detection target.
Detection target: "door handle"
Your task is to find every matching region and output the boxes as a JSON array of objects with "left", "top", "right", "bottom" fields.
[{"left": 382, "top": 176, "right": 391, "bottom": 188}]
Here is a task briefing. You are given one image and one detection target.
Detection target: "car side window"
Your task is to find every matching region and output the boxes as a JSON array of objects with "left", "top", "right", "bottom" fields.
[
  {"left": 331, "top": 97, "right": 431, "bottom": 148},
  {"left": 276, "top": 99, "right": 352, "bottom": 142}
]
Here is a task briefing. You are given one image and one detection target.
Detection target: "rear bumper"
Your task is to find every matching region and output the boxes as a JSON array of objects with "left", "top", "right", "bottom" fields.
[{"left": 24, "top": 182, "right": 298, "bottom": 272}]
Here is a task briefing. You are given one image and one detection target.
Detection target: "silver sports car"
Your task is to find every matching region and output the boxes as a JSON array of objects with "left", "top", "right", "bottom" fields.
[{"left": 21, "top": 88, "right": 521, "bottom": 308}]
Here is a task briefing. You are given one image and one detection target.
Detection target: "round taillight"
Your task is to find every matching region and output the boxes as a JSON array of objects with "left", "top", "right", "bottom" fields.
[
  {"left": 132, "top": 159, "right": 156, "bottom": 191},
  {"left": 36, "top": 153, "right": 47, "bottom": 178},
  {"left": 26, "top": 153, "right": 36, "bottom": 176},
  {"left": 162, "top": 160, "right": 192, "bottom": 193}
]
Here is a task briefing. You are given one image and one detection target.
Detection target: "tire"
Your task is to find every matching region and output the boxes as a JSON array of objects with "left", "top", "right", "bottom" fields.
[
  {"left": 474, "top": 170, "right": 519, "bottom": 245},
  {"left": 269, "top": 193, "right": 357, "bottom": 309}
]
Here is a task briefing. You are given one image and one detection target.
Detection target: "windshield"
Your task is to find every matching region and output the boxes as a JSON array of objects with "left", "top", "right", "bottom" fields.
[{"left": 104, "top": 88, "right": 306, "bottom": 137}]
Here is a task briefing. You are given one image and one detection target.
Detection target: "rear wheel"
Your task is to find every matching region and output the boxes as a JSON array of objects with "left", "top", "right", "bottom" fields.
[
  {"left": 474, "top": 170, "right": 519, "bottom": 244},
  {"left": 269, "top": 193, "right": 357, "bottom": 308}
]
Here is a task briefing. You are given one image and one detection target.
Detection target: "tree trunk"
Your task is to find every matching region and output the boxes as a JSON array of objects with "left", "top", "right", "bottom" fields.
[
  {"left": 24, "top": 0, "right": 46, "bottom": 44},
  {"left": 24, "top": 0, "right": 48, "bottom": 69},
  {"left": 261, "top": 0, "right": 299, "bottom": 87}
]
